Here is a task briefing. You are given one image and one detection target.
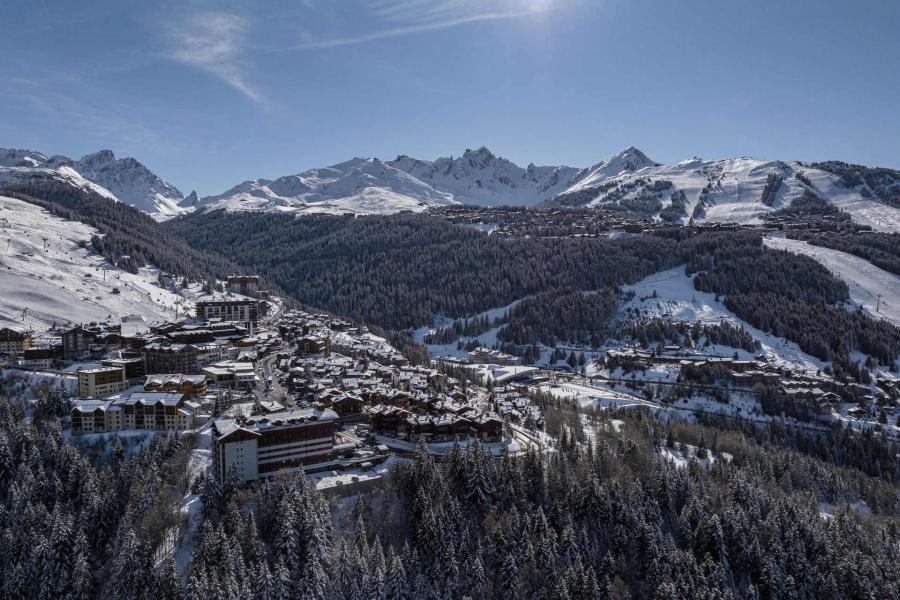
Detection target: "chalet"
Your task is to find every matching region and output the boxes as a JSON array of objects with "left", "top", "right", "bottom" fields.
[
  {"left": 144, "top": 373, "right": 208, "bottom": 397},
  {"left": 201, "top": 360, "right": 258, "bottom": 389},
  {"left": 322, "top": 392, "right": 364, "bottom": 416},
  {"left": 297, "top": 335, "right": 331, "bottom": 355},
  {"left": 368, "top": 404, "right": 410, "bottom": 434},
  {"left": 469, "top": 413, "right": 504, "bottom": 441}
]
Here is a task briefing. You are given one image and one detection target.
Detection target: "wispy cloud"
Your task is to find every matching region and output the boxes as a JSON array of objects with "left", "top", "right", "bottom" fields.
[
  {"left": 165, "top": 11, "right": 263, "bottom": 104},
  {"left": 293, "top": 0, "right": 556, "bottom": 50}
]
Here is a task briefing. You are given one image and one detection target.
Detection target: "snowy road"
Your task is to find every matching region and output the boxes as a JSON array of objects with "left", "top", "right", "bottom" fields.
[{"left": 765, "top": 236, "right": 900, "bottom": 328}]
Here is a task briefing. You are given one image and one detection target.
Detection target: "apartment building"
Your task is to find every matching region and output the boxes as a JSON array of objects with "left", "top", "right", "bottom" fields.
[
  {"left": 212, "top": 407, "right": 338, "bottom": 484},
  {"left": 196, "top": 299, "right": 259, "bottom": 328},
  {"left": 77, "top": 366, "right": 128, "bottom": 398},
  {"left": 143, "top": 343, "right": 199, "bottom": 375},
  {"left": 70, "top": 392, "right": 198, "bottom": 434}
]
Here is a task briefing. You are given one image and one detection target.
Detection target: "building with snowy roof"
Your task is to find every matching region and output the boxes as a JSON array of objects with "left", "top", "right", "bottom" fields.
[{"left": 212, "top": 407, "right": 340, "bottom": 484}]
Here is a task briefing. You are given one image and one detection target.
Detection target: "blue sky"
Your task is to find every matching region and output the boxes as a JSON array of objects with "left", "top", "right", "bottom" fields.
[{"left": 2, "top": 0, "right": 899, "bottom": 196}]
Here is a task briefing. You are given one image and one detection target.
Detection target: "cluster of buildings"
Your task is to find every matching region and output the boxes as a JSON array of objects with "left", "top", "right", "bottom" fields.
[
  {"left": 57, "top": 305, "right": 544, "bottom": 484},
  {"left": 604, "top": 346, "right": 899, "bottom": 422},
  {"left": 8, "top": 291, "right": 549, "bottom": 488},
  {"left": 467, "top": 346, "right": 522, "bottom": 366},
  {"left": 275, "top": 310, "right": 532, "bottom": 446}
]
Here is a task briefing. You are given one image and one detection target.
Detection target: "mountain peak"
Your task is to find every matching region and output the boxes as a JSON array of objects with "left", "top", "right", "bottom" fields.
[
  {"left": 79, "top": 149, "right": 117, "bottom": 165},
  {"left": 462, "top": 146, "right": 497, "bottom": 168},
  {"left": 180, "top": 190, "right": 199, "bottom": 208},
  {"left": 73, "top": 149, "right": 185, "bottom": 217},
  {"left": 611, "top": 146, "right": 657, "bottom": 167}
]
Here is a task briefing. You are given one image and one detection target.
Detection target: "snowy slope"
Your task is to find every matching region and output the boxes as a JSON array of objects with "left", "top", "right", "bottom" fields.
[
  {"left": 0, "top": 147, "right": 188, "bottom": 220},
  {"left": 196, "top": 157, "right": 457, "bottom": 215},
  {"left": 621, "top": 266, "right": 826, "bottom": 372},
  {"left": 564, "top": 146, "right": 660, "bottom": 192},
  {"left": 0, "top": 195, "right": 193, "bottom": 332},
  {"left": 74, "top": 150, "right": 187, "bottom": 218},
  {"left": 765, "top": 236, "right": 900, "bottom": 328},
  {"left": 0, "top": 162, "right": 120, "bottom": 203},
  {"left": 387, "top": 146, "right": 581, "bottom": 207},
  {"left": 0, "top": 148, "right": 51, "bottom": 168},
  {"left": 542, "top": 154, "right": 900, "bottom": 231}
]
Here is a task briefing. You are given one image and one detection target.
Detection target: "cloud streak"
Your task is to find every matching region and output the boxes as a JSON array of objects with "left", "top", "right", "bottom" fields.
[
  {"left": 293, "top": 0, "right": 555, "bottom": 50},
  {"left": 165, "top": 11, "right": 263, "bottom": 104}
]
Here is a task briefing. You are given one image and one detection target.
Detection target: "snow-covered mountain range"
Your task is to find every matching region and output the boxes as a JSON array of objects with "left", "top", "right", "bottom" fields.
[
  {"left": 194, "top": 157, "right": 457, "bottom": 215},
  {"left": 191, "top": 146, "right": 660, "bottom": 216},
  {"left": 542, "top": 154, "right": 900, "bottom": 232},
  {"left": 195, "top": 146, "right": 900, "bottom": 231},
  {"left": 0, "top": 147, "right": 189, "bottom": 219},
  {"left": 3, "top": 144, "right": 899, "bottom": 231},
  {"left": 386, "top": 146, "right": 582, "bottom": 207}
]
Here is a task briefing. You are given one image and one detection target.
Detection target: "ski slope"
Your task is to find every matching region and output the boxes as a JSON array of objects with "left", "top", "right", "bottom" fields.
[
  {"left": 765, "top": 236, "right": 900, "bottom": 328},
  {"left": 0, "top": 196, "right": 192, "bottom": 332},
  {"left": 621, "top": 266, "right": 826, "bottom": 372}
]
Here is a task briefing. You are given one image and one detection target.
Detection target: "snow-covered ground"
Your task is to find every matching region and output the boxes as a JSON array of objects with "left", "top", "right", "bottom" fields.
[
  {"left": 0, "top": 368, "right": 77, "bottom": 396},
  {"left": 798, "top": 168, "right": 900, "bottom": 233},
  {"left": 411, "top": 297, "right": 521, "bottom": 360},
  {"left": 621, "top": 265, "right": 826, "bottom": 372},
  {"left": 765, "top": 235, "right": 900, "bottom": 328},
  {"left": 658, "top": 443, "right": 732, "bottom": 469},
  {"left": 0, "top": 196, "right": 195, "bottom": 331},
  {"left": 311, "top": 455, "right": 402, "bottom": 492},
  {"left": 465, "top": 364, "right": 539, "bottom": 384}
]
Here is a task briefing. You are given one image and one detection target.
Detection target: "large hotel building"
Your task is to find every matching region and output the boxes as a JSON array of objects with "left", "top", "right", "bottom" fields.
[{"left": 212, "top": 408, "right": 339, "bottom": 484}]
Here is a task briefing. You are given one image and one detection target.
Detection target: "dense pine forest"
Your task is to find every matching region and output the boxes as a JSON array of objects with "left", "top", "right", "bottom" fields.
[
  {"left": 166, "top": 211, "right": 681, "bottom": 329},
  {"left": 4, "top": 390, "right": 899, "bottom": 599}
]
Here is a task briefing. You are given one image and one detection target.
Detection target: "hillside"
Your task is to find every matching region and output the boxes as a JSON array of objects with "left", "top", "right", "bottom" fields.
[{"left": 0, "top": 195, "right": 192, "bottom": 331}]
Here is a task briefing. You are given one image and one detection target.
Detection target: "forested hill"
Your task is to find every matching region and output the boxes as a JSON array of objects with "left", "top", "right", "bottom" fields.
[
  {"left": 0, "top": 180, "right": 240, "bottom": 284},
  {"left": 165, "top": 210, "right": 683, "bottom": 328},
  {"left": 166, "top": 210, "right": 900, "bottom": 375}
]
